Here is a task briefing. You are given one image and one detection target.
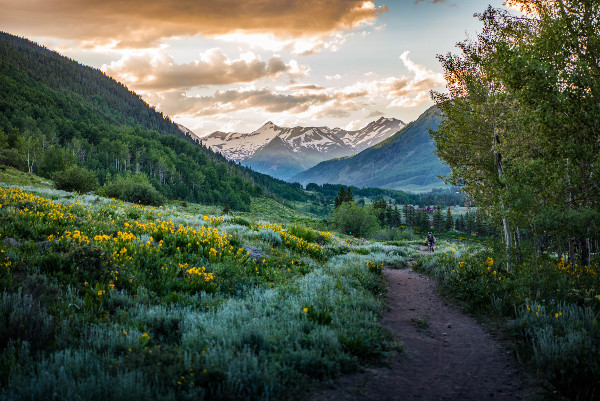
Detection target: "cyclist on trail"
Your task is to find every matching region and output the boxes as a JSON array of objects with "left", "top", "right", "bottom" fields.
[{"left": 425, "top": 232, "right": 436, "bottom": 252}]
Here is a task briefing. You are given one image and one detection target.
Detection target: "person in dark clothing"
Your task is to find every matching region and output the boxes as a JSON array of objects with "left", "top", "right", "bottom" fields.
[{"left": 425, "top": 232, "right": 436, "bottom": 252}]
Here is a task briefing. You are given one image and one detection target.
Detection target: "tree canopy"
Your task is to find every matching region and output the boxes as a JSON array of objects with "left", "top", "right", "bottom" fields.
[{"left": 431, "top": 0, "right": 600, "bottom": 265}]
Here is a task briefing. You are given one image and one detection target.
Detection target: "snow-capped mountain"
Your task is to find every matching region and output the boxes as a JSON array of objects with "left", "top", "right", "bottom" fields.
[
  {"left": 341, "top": 117, "right": 407, "bottom": 151},
  {"left": 202, "top": 117, "right": 405, "bottom": 180},
  {"left": 203, "top": 121, "right": 282, "bottom": 162},
  {"left": 292, "top": 106, "right": 448, "bottom": 192}
]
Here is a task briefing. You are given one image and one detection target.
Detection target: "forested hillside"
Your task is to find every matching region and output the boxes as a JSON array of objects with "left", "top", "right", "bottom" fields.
[{"left": 0, "top": 32, "right": 305, "bottom": 210}]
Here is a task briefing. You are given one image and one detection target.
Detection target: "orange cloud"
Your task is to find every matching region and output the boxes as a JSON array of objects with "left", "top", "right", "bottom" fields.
[
  {"left": 0, "top": 0, "right": 388, "bottom": 49},
  {"left": 102, "top": 49, "right": 308, "bottom": 90},
  {"left": 139, "top": 52, "right": 442, "bottom": 121}
]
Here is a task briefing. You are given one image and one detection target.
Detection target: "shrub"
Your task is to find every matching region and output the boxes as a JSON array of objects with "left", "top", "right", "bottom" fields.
[
  {"left": 257, "top": 229, "right": 282, "bottom": 246},
  {"left": 288, "top": 225, "right": 317, "bottom": 243},
  {"left": 99, "top": 174, "right": 165, "bottom": 206},
  {"left": 332, "top": 203, "right": 379, "bottom": 238},
  {"left": 53, "top": 166, "right": 97, "bottom": 193}
]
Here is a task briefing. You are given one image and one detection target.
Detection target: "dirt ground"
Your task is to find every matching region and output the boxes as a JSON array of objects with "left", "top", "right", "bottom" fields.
[{"left": 313, "top": 256, "right": 535, "bottom": 401}]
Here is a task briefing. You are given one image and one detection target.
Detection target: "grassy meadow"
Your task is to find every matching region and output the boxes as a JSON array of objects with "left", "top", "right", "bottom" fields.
[
  {"left": 0, "top": 171, "right": 408, "bottom": 401},
  {"left": 3, "top": 168, "right": 599, "bottom": 400}
]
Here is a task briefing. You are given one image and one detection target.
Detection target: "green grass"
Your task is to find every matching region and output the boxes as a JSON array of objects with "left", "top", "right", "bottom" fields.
[
  {"left": 0, "top": 165, "right": 54, "bottom": 188},
  {"left": 247, "top": 197, "right": 307, "bottom": 222},
  {"left": 0, "top": 176, "right": 406, "bottom": 401}
]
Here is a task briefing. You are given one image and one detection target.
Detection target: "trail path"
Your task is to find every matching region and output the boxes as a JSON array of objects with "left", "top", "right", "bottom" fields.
[{"left": 314, "top": 247, "right": 533, "bottom": 401}]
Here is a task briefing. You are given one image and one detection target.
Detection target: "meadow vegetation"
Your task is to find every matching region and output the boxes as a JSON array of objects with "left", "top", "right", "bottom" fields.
[{"left": 0, "top": 178, "right": 408, "bottom": 401}]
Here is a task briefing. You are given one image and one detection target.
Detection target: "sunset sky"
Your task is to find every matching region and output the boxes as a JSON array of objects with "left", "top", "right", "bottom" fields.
[{"left": 1, "top": 0, "right": 518, "bottom": 136}]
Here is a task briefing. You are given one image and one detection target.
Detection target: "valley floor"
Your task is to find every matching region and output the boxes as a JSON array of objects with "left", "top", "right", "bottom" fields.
[{"left": 314, "top": 251, "right": 535, "bottom": 401}]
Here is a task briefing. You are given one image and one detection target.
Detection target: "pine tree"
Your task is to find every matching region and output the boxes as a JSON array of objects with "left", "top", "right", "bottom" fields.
[
  {"left": 346, "top": 186, "right": 354, "bottom": 203},
  {"left": 416, "top": 209, "right": 430, "bottom": 232},
  {"left": 391, "top": 205, "right": 401, "bottom": 227},
  {"left": 433, "top": 205, "right": 444, "bottom": 232},
  {"left": 445, "top": 206, "right": 454, "bottom": 231},
  {"left": 334, "top": 186, "right": 347, "bottom": 208},
  {"left": 465, "top": 210, "right": 474, "bottom": 235},
  {"left": 458, "top": 214, "right": 466, "bottom": 232}
]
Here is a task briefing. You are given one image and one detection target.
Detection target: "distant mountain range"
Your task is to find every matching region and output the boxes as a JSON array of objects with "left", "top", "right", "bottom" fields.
[
  {"left": 292, "top": 106, "right": 449, "bottom": 193},
  {"left": 202, "top": 117, "right": 406, "bottom": 180}
]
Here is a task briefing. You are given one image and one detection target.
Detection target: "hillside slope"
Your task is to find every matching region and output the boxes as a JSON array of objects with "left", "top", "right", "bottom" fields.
[
  {"left": 292, "top": 106, "right": 449, "bottom": 192},
  {"left": 0, "top": 31, "right": 306, "bottom": 209}
]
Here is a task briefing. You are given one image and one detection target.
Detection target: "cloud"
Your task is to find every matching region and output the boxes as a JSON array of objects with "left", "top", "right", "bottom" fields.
[
  {"left": 0, "top": 0, "right": 388, "bottom": 51},
  {"left": 414, "top": 0, "right": 448, "bottom": 4},
  {"left": 101, "top": 49, "right": 308, "bottom": 91},
  {"left": 146, "top": 88, "right": 332, "bottom": 118},
  {"left": 366, "top": 110, "right": 384, "bottom": 118},
  {"left": 143, "top": 52, "right": 443, "bottom": 125},
  {"left": 287, "top": 85, "right": 326, "bottom": 91}
]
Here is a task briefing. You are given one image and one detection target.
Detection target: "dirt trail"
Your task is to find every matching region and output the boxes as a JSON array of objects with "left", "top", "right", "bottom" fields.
[{"left": 314, "top": 251, "right": 533, "bottom": 401}]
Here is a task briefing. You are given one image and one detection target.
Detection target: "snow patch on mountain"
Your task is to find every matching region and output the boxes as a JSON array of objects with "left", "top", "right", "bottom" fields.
[{"left": 202, "top": 117, "right": 406, "bottom": 163}]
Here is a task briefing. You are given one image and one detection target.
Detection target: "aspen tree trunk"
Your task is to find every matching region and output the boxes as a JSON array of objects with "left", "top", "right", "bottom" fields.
[
  {"left": 569, "top": 239, "right": 577, "bottom": 264},
  {"left": 581, "top": 238, "right": 591, "bottom": 267},
  {"left": 493, "top": 124, "right": 512, "bottom": 271}
]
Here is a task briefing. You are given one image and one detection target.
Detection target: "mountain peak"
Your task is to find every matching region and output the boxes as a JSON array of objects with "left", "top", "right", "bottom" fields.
[{"left": 203, "top": 116, "right": 405, "bottom": 178}]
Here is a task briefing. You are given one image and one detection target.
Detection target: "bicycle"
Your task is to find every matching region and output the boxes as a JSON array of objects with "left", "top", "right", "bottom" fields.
[{"left": 426, "top": 241, "right": 435, "bottom": 253}]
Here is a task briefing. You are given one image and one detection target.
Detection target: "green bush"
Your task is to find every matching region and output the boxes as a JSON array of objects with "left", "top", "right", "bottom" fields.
[
  {"left": 99, "top": 174, "right": 165, "bottom": 206},
  {"left": 332, "top": 203, "right": 379, "bottom": 238},
  {"left": 288, "top": 225, "right": 317, "bottom": 243},
  {"left": 53, "top": 166, "right": 97, "bottom": 193}
]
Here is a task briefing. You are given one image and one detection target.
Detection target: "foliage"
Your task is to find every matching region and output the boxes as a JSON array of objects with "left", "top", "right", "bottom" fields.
[
  {"left": 53, "top": 165, "right": 97, "bottom": 193},
  {"left": 334, "top": 186, "right": 354, "bottom": 208},
  {"left": 0, "top": 32, "right": 312, "bottom": 211},
  {"left": 287, "top": 225, "right": 317, "bottom": 243},
  {"left": 332, "top": 202, "right": 379, "bottom": 238},
  {"left": 98, "top": 174, "right": 165, "bottom": 206},
  {"left": 0, "top": 184, "right": 402, "bottom": 400},
  {"left": 431, "top": 1, "right": 600, "bottom": 265}
]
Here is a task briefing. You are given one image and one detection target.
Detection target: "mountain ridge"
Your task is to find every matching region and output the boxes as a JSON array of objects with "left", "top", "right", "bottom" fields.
[
  {"left": 203, "top": 117, "right": 406, "bottom": 180},
  {"left": 292, "top": 106, "right": 449, "bottom": 192}
]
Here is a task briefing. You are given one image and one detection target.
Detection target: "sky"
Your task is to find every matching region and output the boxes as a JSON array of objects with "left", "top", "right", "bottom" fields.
[{"left": 0, "top": 0, "right": 519, "bottom": 136}]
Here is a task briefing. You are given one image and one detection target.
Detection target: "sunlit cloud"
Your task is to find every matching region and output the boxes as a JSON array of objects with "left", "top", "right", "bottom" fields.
[
  {"left": 143, "top": 52, "right": 443, "bottom": 134},
  {"left": 0, "top": 0, "right": 388, "bottom": 52},
  {"left": 101, "top": 49, "right": 308, "bottom": 91}
]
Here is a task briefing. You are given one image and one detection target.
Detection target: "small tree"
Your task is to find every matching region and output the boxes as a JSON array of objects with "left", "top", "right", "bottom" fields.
[
  {"left": 433, "top": 205, "right": 444, "bottom": 232},
  {"left": 445, "top": 207, "right": 454, "bottom": 231},
  {"left": 334, "top": 186, "right": 354, "bottom": 208},
  {"left": 390, "top": 205, "right": 402, "bottom": 227},
  {"left": 333, "top": 202, "right": 379, "bottom": 238},
  {"left": 346, "top": 187, "right": 354, "bottom": 203},
  {"left": 372, "top": 199, "right": 388, "bottom": 225},
  {"left": 100, "top": 174, "right": 165, "bottom": 206},
  {"left": 415, "top": 209, "right": 430, "bottom": 233},
  {"left": 334, "top": 186, "right": 347, "bottom": 208},
  {"left": 465, "top": 210, "right": 474, "bottom": 235},
  {"left": 54, "top": 165, "right": 98, "bottom": 193}
]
